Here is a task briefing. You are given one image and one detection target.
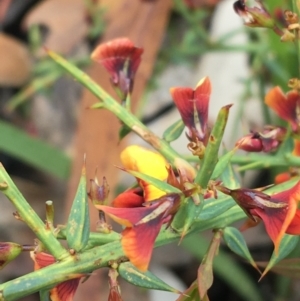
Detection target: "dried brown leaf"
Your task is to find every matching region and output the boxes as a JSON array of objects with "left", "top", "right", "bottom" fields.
[
  {"left": 23, "top": 0, "right": 88, "bottom": 55},
  {"left": 0, "top": 33, "right": 31, "bottom": 87}
]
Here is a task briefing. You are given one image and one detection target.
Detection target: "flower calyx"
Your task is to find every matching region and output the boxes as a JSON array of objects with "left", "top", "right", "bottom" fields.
[{"left": 233, "top": 0, "right": 282, "bottom": 35}]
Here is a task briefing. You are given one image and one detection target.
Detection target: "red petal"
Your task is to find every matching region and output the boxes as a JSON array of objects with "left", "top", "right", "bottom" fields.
[
  {"left": 31, "top": 252, "right": 81, "bottom": 301},
  {"left": 51, "top": 279, "right": 81, "bottom": 301},
  {"left": 31, "top": 251, "right": 56, "bottom": 270},
  {"left": 265, "top": 87, "right": 299, "bottom": 131},
  {"left": 91, "top": 37, "right": 143, "bottom": 82},
  {"left": 293, "top": 139, "right": 300, "bottom": 156},
  {"left": 121, "top": 216, "right": 165, "bottom": 271},
  {"left": 286, "top": 210, "right": 300, "bottom": 234},
  {"left": 108, "top": 287, "right": 123, "bottom": 301},
  {"left": 112, "top": 188, "right": 144, "bottom": 208},
  {"left": 170, "top": 77, "right": 211, "bottom": 141},
  {"left": 96, "top": 202, "right": 162, "bottom": 227},
  {"left": 170, "top": 87, "right": 195, "bottom": 133},
  {"left": 236, "top": 134, "right": 263, "bottom": 152},
  {"left": 194, "top": 77, "right": 211, "bottom": 136},
  {"left": 252, "top": 182, "right": 300, "bottom": 250},
  {"left": 250, "top": 206, "right": 288, "bottom": 249}
]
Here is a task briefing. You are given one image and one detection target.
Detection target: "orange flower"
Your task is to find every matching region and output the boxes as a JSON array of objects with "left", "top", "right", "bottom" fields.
[
  {"left": 170, "top": 77, "right": 211, "bottom": 143},
  {"left": 91, "top": 38, "right": 143, "bottom": 100},
  {"left": 217, "top": 182, "right": 300, "bottom": 252},
  {"left": 265, "top": 86, "right": 300, "bottom": 133},
  {"left": 31, "top": 252, "right": 81, "bottom": 301},
  {"left": 95, "top": 145, "right": 183, "bottom": 271},
  {"left": 97, "top": 193, "right": 181, "bottom": 271}
]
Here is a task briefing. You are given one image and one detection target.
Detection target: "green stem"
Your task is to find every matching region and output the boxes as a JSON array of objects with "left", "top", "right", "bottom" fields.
[
  {"left": 195, "top": 105, "right": 231, "bottom": 187},
  {"left": 292, "top": 0, "right": 300, "bottom": 76},
  {"left": 0, "top": 205, "right": 246, "bottom": 301},
  {"left": 185, "top": 153, "right": 300, "bottom": 169},
  {"left": 47, "top": 50, "right": 190, "bottom": 169},
  {"left": 0, "top": 164, "right": 69, "bottom": 260}
]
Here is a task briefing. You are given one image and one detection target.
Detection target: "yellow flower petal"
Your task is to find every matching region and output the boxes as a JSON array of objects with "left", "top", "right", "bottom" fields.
[{"left": 120, "top": 145, "right": 168, "bottom": 201}]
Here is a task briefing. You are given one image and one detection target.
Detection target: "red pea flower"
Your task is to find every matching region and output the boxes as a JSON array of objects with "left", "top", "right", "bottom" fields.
[
  {"left": 91, "top": 37, "right": 143, "bottom": 100},
  {"left": 97, "top": 193, "right": 181, "bottom": 271},
  {"left": 30, "top": 252, "right": 82, "bottom": 301},
  {"left": 170, "top": 77, "right": 211, "bottom": 143},
  {"left": 94, "top": 145, "right": 183, "bottom": 271},
  {"left": 217, "top": 182, "right": 300, "bottom": 252},
  {"left": 265, "top": 87, "right": 300, "bottom": 133},
  {"left": 236, "top": 126, "right": 286, "bottom": 152}
]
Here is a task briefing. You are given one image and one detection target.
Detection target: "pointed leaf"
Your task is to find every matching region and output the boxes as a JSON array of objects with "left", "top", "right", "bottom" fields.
[
  {"left": 182, "top": 234, "right": 264, "bottom": 301},
  {"left": 125, "top": 169, "right": 181, "bottom": 194},
  {"left": 257, "top": 258, "right": 300, "bottom": 278},
  {"left": 119, "top": 124, "right": 131, "bottom": 141},
  {"left": 163, "top": 119, "right": 185, "bottom": 143},
  {"left": 219, "top": 159, "right": 240, "bottom": 188},
  {"left": 66, "top": 163, "right": 90, "bottom": 252},
  {"left": 172, "top": 196, "right": 204, "bottom": 239},
  {"left": 118, "top": 262, "right": 181, "bottom": 293},
  {"left": 223, "top": 227, "right": 259, "bottom": 272},
  {"left": 260, "top": 234, "right": 299, "bottom": 279},
  {"left": 197, "top": 195, "right": 236, "bottom": 221},
  {"left": 211, "top": 148, "right": 237, "bottom": 181}
]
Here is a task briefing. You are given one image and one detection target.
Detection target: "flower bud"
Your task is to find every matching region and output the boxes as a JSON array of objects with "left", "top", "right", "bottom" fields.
[
  {"left": 0, "top": 242, "right": 22, "bottom": 270},
  {"left": 88, "top": 176, "right": 110, "bottom": 206},
  {"left": 234, "top": 0, "right": 277, "bottom": 29}
]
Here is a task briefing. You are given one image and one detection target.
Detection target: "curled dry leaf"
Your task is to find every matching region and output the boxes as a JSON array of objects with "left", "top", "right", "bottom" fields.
[
  {"left": 0, "top": 33, "right": 32, "bottom": 87},
  {"left": 23, "top": 0, "right": 88, "bottom": 55}
]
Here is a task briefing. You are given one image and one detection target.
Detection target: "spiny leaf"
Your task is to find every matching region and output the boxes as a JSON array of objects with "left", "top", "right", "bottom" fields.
[
  {"left": 211, "top": 147, "right": 238, "bottom": 181},
  {"left": 163, "top": 119, "right": 185, "bottom": 143},
  {"left": 119, "top": 124, "right": 131, "bottom": 141},
  {"left": 172, "top": 196, "right": 204, "bottom": 241},
  {"left": 260, "top": 234, "right": 299, "bottom": 280},
  {"left": 223, "top": 227, "right": 260, "bottom": 272},
  {"left": 66, "top": 162, "right": 90, "bottom": 252},
  {"left": 118, "top": 262, "right": 181, "bottom": 293},
  {"left": 124, "top": 169, "right": 181, "bottom": 194},
  {"left": 257, "top": 258, "right": 300, "bottom": 278},
  {"left": 197, "top": 195, "right": 236, "bottom": 221}
]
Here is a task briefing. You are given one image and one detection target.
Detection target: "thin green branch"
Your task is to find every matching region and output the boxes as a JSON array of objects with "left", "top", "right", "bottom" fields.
[
  {"left": 0, "top": 164, "right": 69, "bottom": 260},
  {"left": 0, "top": 205, "right": 246, "bottom": 301},
  {"left": 47, "top": 50, "right": 192, "bottom": 171}
]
